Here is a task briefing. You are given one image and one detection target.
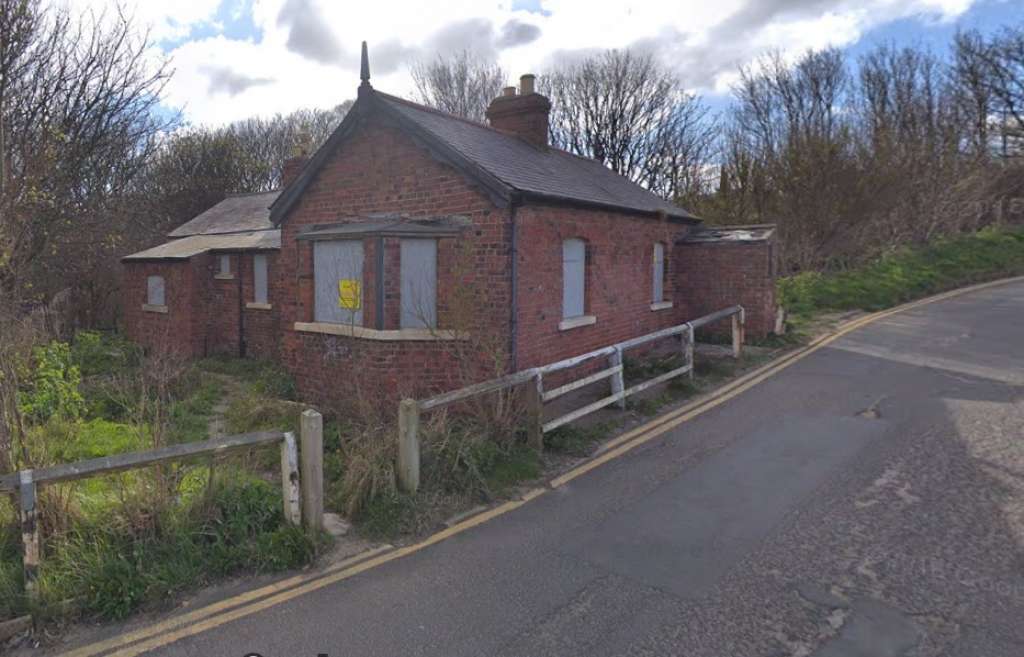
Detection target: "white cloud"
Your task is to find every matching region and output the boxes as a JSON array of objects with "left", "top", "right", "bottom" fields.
[{"left": 66, "top": 0, "right": 986, "bottom": 126}]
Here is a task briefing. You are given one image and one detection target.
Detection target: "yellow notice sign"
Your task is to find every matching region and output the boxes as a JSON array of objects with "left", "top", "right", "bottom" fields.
[{"left": 338, "top": 279, "right": 361, "bottom": 310}]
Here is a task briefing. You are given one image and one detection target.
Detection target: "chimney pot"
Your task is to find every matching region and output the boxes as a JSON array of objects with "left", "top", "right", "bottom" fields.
[{"left": 486, "top": 74, "right": 551, "bottom": 148}]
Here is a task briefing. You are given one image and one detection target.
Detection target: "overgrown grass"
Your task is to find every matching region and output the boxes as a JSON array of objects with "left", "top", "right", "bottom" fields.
[
  {"left": 27, "top": 474, "right": 314, "bottom": 621},
  {"left": 1, "top": 335, "right": 317, "bottom": 624},
  {"left": 199, "top": 356, "right": 297, "bottom": 400},
  {"left": 325, "top": 407, "right": 544, "bottom": 540},
  {"left": 779, "top": 226, "right": 1024, "bottom": 327},
  {"left": 544, "top": 421, "right": 617, "bottom": 457}
]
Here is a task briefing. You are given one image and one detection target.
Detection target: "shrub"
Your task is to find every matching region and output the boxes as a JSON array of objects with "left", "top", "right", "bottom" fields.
[
  {"left": 18, "top": 341, "right": 85, "bottom": 423},
  {"left": 70, "top": 331, "right": 140, "bottom": 377}
]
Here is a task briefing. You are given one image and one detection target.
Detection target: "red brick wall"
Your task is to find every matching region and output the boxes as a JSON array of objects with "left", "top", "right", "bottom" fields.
[
  {"left": 514, "top": 205, "right": 692, "bottom": 369},
  {"left": 206, "top": 253, "right": 242, "bottom": 356},
  {"left": 122, "top": 259, "right": 206, "bottom": 357},
  {"left": 240, "top": 252, "right": 281, "bottom": 360},
  {"left": 674, "top": 239, "right": 777, "bottom": 338},
  {"left": 277, "top": 114, "right": 514, "bottom": 404}
]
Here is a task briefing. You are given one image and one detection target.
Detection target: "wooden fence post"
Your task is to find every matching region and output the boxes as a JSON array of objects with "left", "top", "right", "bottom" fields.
[
  {"left": 397, "top": 399, "right": 420, "bottom": 493},
  {"left": 525, "top": 373, "right": 544, "bottom": 451},
  {"left": 609, "top": 347, "right": 626, "bottom": 409},
  {"left": 19, "top": 470, "right": 39, "bottom": 602},
  {"left": 280, "top": 432, "right": 302, "bottom": 526},
  {"left": 685, "top": 324, "right": 695, "bottom": 381},
  {"left": 732, "top": 308, "right": 745, "bottom": 359},
  {"left": 299, "top": 410, "right": 323, "bottom": 533}
]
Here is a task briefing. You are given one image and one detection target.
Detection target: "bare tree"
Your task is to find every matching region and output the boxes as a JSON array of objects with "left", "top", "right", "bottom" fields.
[
  {"left": 540, "top": 49, "right": 717, "bottom": 201},
  {"left": 412, "top": 50, "right": 507, "bottom": 122},
  {"left": 0, "top": 0, "right": 174, "bottom": 322},
  {"left": 954, "top": 26, "right": 1024, "bottom": 157}
]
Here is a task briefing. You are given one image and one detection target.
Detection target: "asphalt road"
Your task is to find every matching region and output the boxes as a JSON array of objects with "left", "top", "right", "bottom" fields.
[{"left": 151, "top": 281, "right": 1024, "bottom": 657}]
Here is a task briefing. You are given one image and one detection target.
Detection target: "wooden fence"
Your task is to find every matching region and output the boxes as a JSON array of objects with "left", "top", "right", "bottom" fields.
[
  {"left": 397, "top": 305, "right": 745, "bottom": 492},
  {"left": 1, "top": 409, "right": 325, "bottom": 603}
]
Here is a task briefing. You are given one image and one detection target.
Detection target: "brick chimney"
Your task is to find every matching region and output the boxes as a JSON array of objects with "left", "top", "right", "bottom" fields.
[
  {"left": 486, "top": 74, "right": 551, "bottom": 148},
  {"left": 281, "top": 136, "right": 311, "bottom": 189}
]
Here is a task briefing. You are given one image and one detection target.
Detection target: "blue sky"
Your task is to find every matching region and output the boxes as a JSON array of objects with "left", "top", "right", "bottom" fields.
[{"left": 61, "top": 0, "right": 1019, "bottom": 126}]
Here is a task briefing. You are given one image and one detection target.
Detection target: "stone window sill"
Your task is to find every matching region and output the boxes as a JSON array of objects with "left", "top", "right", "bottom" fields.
[
  {"left": 246, "top": 302, "right": 272, "bottom": 310},
  {"left": 294, "top": 322, "right": 464, "bottom": 341},
  {"left": 142, "top": 304, "right": 168, "bottom": 314},
  {"left": 650, "top": 301, "right": 674, "bottom": 311},
  {"left": 558, "top": 315, "right": 597, "bottom": 331},
  {"left": 214, "top": 273, "right": 234, "bottom": 280}
]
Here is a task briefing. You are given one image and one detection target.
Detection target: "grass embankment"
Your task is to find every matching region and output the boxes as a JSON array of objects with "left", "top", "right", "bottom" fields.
[
  {"left": 0, "top": 334, "right": 315, "bottom": 623},
  {"left": 779, "top": 226, "right": 1024, "bottom": 330}
]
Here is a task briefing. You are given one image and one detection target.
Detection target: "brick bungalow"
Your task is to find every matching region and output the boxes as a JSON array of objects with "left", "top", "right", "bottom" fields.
[{"left": 123, "top": 44, "right": 777, "bottom": 405}]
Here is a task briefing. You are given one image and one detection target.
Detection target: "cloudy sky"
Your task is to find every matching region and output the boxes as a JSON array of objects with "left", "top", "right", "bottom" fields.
[{"left": 60, "top": 0, "right": 1015, "bottom": 126}]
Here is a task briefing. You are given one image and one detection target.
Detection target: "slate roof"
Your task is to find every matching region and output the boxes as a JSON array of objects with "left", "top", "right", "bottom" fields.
[
  {"left": 271, "top": 89, "right": 698, "bottom": 224},
  {"left": 123, "top": 230, "right": 281, "bottom": 261},
  {"left": 169, "top": 191, "right": 280, "bottom": 237}
]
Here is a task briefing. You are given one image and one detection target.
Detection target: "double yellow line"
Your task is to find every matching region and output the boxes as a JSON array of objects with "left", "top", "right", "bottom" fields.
[{"left": 60, "top": 275, "right": 1024, "bottom": 657}]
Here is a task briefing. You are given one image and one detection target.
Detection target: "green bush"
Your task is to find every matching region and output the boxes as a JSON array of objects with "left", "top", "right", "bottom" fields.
[
  {"left": 19, "top": 341, "right": 85, "bottom": 423},
  {"left": 778, "top": 227, "right": 1024, "bottom": 322},
  {"left": 70, "top": 331, "right": 140, "bottom": 377}
]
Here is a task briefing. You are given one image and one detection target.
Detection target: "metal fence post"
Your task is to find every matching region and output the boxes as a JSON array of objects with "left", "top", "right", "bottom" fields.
[
  {"left": 609, "top": 346, "right": 626, "bottom": 409},
  {"left": 299, "top": 410, "right": 323, "bottom": 533},
  {"left": 525, "top": 372, "right": 544, "bottom": 451},
  {"left": 398, "top": 399, "right": 421, "bottom": 493},
  {"left": 19, "top": 470, "right": 39, "bottom": 603},
  {"left": 280, "top": 432, "right": 302, "bottom": 526}
]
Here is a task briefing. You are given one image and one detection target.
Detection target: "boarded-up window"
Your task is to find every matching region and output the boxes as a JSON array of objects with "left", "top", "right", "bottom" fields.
[
  {"left": 253, "top": 254, "right": 268, "bottom": 304},
  {"left": 218, "top": 254, "right": 231, "bottom": 275},
  {"left": 652, "top": 243, "right": 665, "bottom": 303},
  {"left": 147, "top": 275, "right": 165, "bottom": 306},
  {"left": 400, "top": 239, "right": 437, "bottom": 329},
  {"left": 562, "top": 238, "right": 586, "bottom": 319},
  {"left": 314, "top": 240, "right": 363, "bottom": 325}
]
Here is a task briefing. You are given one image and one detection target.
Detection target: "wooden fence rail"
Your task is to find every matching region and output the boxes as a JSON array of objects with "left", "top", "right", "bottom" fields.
[
  {"left": 2, "top": 410, "right": 324, "bottom": 603},
  {"left": 397, "top": 305, "right": 745, "bottom": 492}
]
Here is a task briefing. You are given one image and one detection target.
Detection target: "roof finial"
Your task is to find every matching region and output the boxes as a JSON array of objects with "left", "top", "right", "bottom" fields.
[{"left": 360, "top": 41, "right": 370, "bottom": 86}]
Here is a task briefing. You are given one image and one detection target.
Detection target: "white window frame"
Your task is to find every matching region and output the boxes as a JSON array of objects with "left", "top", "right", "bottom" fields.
[
  {"left": 560, "top": 238, "right": 595, "bottom": 330},
  {"left": 650, "top": 242, "right": 673, "bottom": 311}
]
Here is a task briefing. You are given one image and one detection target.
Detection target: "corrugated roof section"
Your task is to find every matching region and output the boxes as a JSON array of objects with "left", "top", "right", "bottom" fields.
[
  {"left": 123, "top": 230, "right": 281, "bottom": 261},
  {"left": 679, "top": 225, "right": 776, "bottom": 244},
  {"left": 169, "top": 191, "right": 280, "bottom": 237}
]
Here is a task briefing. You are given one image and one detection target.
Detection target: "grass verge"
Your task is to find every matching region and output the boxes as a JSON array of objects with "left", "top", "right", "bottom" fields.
[{"left": 779, "top": 226, "right": 1024, "bottom": 331}]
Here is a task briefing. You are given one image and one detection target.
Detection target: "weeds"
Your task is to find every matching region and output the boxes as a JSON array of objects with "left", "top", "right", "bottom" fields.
[
  {"left": 544, "top": 422, "right": 616, "bottom": 457},
  {"left": 32, "top": 474, "right": 313, "bottom": 621},
  {"left": 779, "top": 226, "right": 1024, "bottom": 324},
  {"left": 199, "top": 356, "right": 296, "bottom": 401}
]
